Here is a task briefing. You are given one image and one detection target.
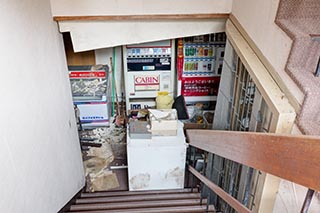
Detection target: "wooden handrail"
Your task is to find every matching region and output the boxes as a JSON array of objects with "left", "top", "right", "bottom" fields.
[
  {"left": 186, "top": 130, "right": 320, "bottom": 191},
  {"left": 53, "top": 13, "right": 229, "bottom": 22},
  {"left": 188, "top": 165, "right": 251, "bottom": 213}
]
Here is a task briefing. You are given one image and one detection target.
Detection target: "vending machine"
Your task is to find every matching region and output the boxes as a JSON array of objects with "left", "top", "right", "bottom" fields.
[
  {"left": 68, "top": 65, "right": 111, "bottom": 128},
  {"left": 176, "top": 33, "right": 226, "bottom": 115},
  {"left": 123, "top": 40, "right": 175, "bottom": 113}
]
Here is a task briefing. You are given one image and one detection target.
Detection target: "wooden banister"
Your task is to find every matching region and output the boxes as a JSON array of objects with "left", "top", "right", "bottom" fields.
[
  {"left": 188, "top": 165, "right": 251, "bottom": 213},
  {"left": 186, "top": 130, "right": 320, "bottom": 191}
]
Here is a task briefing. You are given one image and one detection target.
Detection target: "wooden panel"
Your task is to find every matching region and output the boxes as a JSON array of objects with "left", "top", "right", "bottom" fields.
[
  {"left": 63, "top": 32, "right": 95, "bottom": 66},
  {"left": 54, "top": 13, "right": 230, "bottom": 22},
  {"left": 186, "top": 129, "right": 320, "bottom": 191},
  {"left": 188, "top": 166, "right": 251, "bottom": 213}
]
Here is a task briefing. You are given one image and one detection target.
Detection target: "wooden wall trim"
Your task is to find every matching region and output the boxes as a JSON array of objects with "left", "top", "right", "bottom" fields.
[
  {"left": 53, "top": 13, "right": 230, "bottom": 22},
  {"left": 188, "top": 166, "right": 251, "bottom": 213},
  {"left": 186, "top": 129, "right": 320, "bottom": 191}
]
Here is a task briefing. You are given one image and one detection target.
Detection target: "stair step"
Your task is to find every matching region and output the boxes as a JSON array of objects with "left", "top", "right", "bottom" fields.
[
  {"left": 76, "top": 192, "right": 201, "bottom": 204},
  {"left": 68, "top": 204, "right": 215, "bottom": 213},
  {"left": 80, "top": 188, "right": 198, "bottom": 198},
  {"left": 70, "top": 198, "right": 207, "bottom": 211}
]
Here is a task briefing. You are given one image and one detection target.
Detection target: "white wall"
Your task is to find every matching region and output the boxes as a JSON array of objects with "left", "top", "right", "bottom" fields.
[
  {"left": 232, "top": 0, "right": 290, "bottom": 74},
  {"left": 50, "top": 0, "right": 232, "bottom": 16},
  {"left": 0, "top": 1, "right": 85, "bottom": 212},
  {"left": 232, "top": 0, "right": 303, "bottom": 108}
]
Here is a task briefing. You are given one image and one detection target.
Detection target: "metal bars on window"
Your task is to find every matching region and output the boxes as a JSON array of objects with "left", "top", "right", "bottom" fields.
[
  {"left": 206, "top": 50, "right": 272, "bottom": 212},
  {"left": 230, "top": 60, "right": 256, "bottom": 131}
]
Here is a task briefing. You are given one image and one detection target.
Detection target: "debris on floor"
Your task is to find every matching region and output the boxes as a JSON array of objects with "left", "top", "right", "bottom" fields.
[
  {"left": 80, "top": 121, "right": 127, "bottom": 192},
  {"left": 90, "top": 170, "right": 120, "bottom": 192}
]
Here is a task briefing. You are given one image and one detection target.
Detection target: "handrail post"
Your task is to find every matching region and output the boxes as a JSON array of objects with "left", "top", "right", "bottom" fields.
[
  {"left": 191, "top": 146, "right": 196, "bottom": 192},
  {"left": 200, "top": 152, "right": 207, "bottom": 205},
  {"left": 300, "top": 189, "right": 315, "bottom": 213}
]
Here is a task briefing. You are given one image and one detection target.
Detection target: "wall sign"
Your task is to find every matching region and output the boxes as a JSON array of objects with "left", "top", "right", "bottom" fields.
[{"left": 134, "top": 75, "right": 160, "bottom": 91}]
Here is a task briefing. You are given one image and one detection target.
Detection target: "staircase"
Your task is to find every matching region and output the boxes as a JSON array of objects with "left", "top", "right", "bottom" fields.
[
  {"left": 63, "top": 188, "right": 215, "bottom": 213},
  {"left": 275, "top": 0, "right": 320, "bottom": 135}
]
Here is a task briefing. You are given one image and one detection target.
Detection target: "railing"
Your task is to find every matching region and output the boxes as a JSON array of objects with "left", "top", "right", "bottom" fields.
[{"left": 186, "top": 129, "right": 320, "bottom": 212}]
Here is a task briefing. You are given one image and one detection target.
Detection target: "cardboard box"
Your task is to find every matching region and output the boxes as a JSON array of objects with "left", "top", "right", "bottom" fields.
[{"left": 149, "top": 109, "right": 178, "bottom": 136}]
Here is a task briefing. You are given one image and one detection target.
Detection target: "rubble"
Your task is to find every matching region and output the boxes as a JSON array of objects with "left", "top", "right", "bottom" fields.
[
  {"left": 90, "top": 170, "right": 120, "bottom": 192},
  {"left": 81, "top": 121, "right": 126, "bottom": 192},
  {"left": 71, "top": 79, "right": 107, "bottom": 97}
]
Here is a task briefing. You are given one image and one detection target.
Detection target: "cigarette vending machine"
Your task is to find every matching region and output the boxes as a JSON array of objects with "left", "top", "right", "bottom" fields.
[
  {"left": 123, "top": 40, "right": 175, "bottom": 113},
  {"left": 176, "top": 33, "right": 226, "bottom": 115}
]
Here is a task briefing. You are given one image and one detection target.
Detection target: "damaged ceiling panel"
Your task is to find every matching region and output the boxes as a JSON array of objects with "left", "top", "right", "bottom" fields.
[{"left": 58, "top": 19, "right": 226, "bottom": 52}]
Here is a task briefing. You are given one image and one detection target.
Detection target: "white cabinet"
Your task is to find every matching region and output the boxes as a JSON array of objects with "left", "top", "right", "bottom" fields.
[{"left": 127, "top": 121, "right": 187, "bottom": 191}]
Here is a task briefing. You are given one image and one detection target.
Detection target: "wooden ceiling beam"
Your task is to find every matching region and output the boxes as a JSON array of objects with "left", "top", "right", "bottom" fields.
[{"left": 53, "top": 13, "right": 229, "bottom": 22}]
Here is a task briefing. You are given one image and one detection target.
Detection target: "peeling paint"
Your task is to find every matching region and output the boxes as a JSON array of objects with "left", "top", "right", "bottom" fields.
[{"left": 130, "top": 173, "right": 151, "bottom": 190}]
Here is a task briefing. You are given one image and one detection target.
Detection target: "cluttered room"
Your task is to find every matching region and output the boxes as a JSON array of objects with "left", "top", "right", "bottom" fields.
[{"left": 65, "top": 32, "right": 227, "bottom": 192}]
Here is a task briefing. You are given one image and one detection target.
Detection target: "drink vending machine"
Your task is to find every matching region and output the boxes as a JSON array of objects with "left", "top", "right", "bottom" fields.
[
  {"left": 123, "top": 40, "right": 175, "bottom": 113},
  {"left": 176, "top": 33, "right": 226, "bottom": 115}
]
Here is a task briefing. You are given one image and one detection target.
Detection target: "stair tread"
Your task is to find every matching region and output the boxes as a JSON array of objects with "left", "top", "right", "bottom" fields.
[
  {"left": 68, "top": 204, "right": 215, "bottom": 213},
  {"left": 70, "top": 198, "right": 207, "bottom": 211},
  {"left": 80, "top": 188, "right": 198, "bottom": 198},
  {"left": 76, "top": 192, "right": 201, "bottom": 204}
]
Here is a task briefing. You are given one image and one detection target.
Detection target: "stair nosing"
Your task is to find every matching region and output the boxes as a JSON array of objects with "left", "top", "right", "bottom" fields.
[
  {"left": 80, "top": 188, "right": 198, "bottom": 198},
  {"left": 68, "top": 203, "right": 213, "bottom": 213},
  {"left": 76, "top": 192, "right": 201, "bottom": 204}
]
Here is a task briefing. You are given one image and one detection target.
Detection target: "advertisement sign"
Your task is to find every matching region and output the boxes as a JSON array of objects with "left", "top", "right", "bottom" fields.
[
  {"left": 69, "top": 71, "right": 106, "bottom": 79},
  {"left": 75, "top": 101, "right": 109, "bottom": 123},
  {"left": 134, "top": 75, "right": 160, "bottom": 91}
]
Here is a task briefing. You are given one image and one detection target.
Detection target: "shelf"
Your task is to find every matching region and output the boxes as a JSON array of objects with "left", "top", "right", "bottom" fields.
[
  {"left": 183, "top": 42, "right": 226, "bottom": 46},
  {"left": 184, "top": 96, "right": 217, "bottom": 102},
  {"left": 182, "top": 73, "right": 220, "bottom": 77},
  {"left": 127, "top": 70, "right": 172, "bottom": 72},
  {"left": 127, "top": 54, "right": 171, "bottom": 58},
  {"left": 184, "top": 57, "right": 215, "bottom": 60}
]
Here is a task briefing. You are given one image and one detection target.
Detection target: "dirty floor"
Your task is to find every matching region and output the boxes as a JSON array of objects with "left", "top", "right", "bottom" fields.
[{"left": 80, "top": 123, "right": 128, "bottom": 192}]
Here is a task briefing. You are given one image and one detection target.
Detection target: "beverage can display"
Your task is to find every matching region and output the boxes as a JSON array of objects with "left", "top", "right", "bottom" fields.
[
  {"left": 208, "top": 46, "right": 213, "bottom": 57},
  {"left": 192, "top": 47, "right": 196, "bottom": 56},
  {"left": 198, "top": 47, "right": 204, "bottom": 56},
  {"left": 203, "top": 61, "right": 207, "bottom": 71},
  {"left": 190, "top": 47, "right": 194, "bottom": 56},
  {"left": 204, "top": 47, "right": 208, "bottom": 56},
  {"left": 208, "top": 62, "right": 212, "bottom": 71},
  {"left": 184, "top": 62, "right": 188, "bottom": 71}
]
